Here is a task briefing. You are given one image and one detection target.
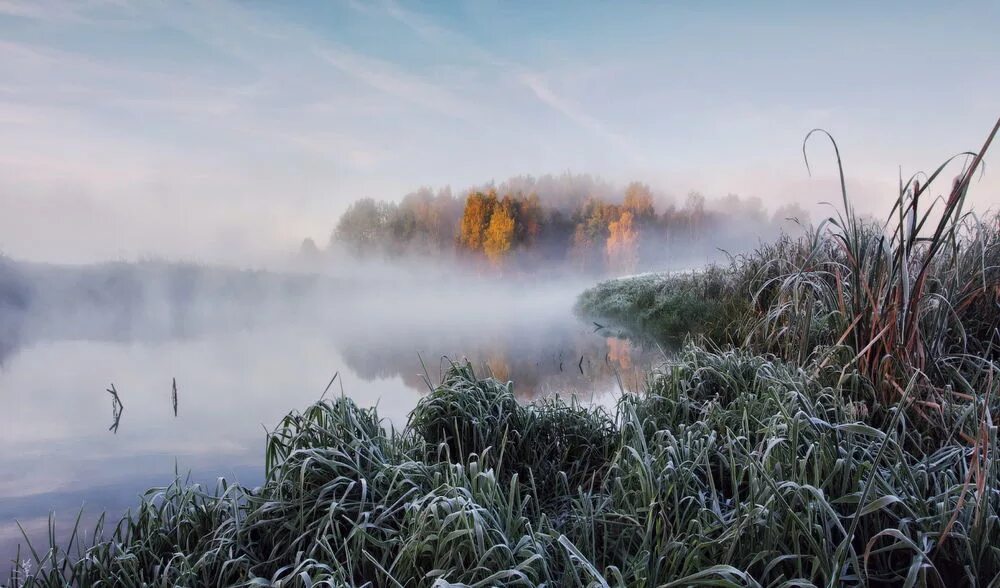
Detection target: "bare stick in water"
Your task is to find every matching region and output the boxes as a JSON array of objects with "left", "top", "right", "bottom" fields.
[
  {"left": 172, "top": 377, "right": 178, "bottom": 417},
  {"left": 107, "top": 383, "right": 123, "bottom": 434}
]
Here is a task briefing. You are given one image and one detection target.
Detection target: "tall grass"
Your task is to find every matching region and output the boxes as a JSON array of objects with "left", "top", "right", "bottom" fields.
[
  {"left": 741, "top": 120, "right": 1000, "bottom": 451},
  {"left": 761, "top": 120, "right": 1000, "bottom": 387},
  {"left": 580, "top": 119, "right": 1000, "bottom": 446},
  {"left": 9, "top": 350, "right": 1000, "bottom": 586}
]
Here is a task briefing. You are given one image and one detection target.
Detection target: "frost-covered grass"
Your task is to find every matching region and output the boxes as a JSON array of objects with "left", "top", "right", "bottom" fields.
[
  {"left": 574, "top": 267, "right": 745, "bottom": 345},
  {"left": 10, "top": 350, "right": 1000, "bottom": 587}
]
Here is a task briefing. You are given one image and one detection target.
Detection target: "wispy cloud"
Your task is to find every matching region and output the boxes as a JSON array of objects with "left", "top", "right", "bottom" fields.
[
  {"left": 377, "top": 0, "right": 508, "bottom": 68},
  {"left": 0, "top": 0, "right": 139, "bottom": 25},
  {"left": 312, "top": 44, "right": 478, "bottom": 121},
  {"left": 519, "top": 72, "right": 645, "bottom": 166},
  {"left": 0, "top": 0, "right": 81, "bottom": 20},
  {"left": 359, "top": 1, "right": 644, "bottom": 165}
]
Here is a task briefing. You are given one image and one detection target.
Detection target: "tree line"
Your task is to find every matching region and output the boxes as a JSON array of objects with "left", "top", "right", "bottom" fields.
[{"left": 322, "top": 174, "right": 808, "bottom": 274}]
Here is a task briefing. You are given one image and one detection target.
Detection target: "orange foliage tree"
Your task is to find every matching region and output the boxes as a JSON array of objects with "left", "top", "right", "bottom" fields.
[
  {"left": 458, "top": 191, "right": 496, "bottom": 251},
  {"left": 483, "top": 197, "right": 516, "bottom": 265},
  {"left": 606, "top": 210, "right": 638, "bottom": 274}
]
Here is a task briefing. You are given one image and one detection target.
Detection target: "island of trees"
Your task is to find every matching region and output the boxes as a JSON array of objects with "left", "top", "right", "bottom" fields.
[{"left": 325, "top": 174, "right": 808, "bottom": 274}]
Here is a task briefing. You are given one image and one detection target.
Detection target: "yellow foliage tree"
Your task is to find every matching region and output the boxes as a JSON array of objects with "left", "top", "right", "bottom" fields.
[
  {"left": 605, "top": 211, "right": 638, "bottom": 274},
  {"left": 458, "top": 192, "right": 495, "bottom": 251},
  {"left": 483, "top": 200, "right": 516, "bottom": 265}
]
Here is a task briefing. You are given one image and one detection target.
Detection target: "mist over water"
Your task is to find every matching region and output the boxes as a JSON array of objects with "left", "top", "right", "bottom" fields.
[
  {"left": 0, "top": 173, "right": 813, "bottom": 580},
  {"left": 0, "top": 163, "right": 816, "bottom": 577},
  {"left": 0, "top": 256, "right": 664, "bottom": 568}
]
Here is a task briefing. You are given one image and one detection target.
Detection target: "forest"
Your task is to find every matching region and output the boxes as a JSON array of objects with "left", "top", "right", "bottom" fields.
[{"left": 326, "top": 174, "right": 809, "bottom": 274}]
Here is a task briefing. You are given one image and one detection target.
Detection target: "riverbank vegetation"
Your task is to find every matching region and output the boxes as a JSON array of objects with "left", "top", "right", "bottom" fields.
[
  {"left": 8, "top": 120, "right": 1000, "bottom": 586},
  {"left": 579, "top": 121, "right": 1000, "bottom": 416},
  {"left": 5, "top": 344, "right": 995, "bottom": 587}
]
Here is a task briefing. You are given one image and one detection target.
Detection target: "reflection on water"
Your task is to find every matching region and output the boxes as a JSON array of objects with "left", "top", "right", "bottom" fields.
[
  {"left": 0, "top": 278, "right": 659, "bottom": 571},
  {"left": 339, "top": 323, "right": 655, "bottom": 401}
]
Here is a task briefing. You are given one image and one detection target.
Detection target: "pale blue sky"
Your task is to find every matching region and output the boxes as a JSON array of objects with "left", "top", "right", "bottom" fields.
[{"left": 1, "top": 1, "right": 998, "bottom": 263}]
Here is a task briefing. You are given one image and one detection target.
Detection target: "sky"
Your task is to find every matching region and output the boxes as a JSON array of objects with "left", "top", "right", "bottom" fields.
[{"left": 0, "top": 0, "right": 998, "bottom": 264}]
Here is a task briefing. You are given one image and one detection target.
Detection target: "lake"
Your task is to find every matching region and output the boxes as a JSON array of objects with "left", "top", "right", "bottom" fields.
[{"left": 0, "top": 269, "right": 658, "bottom": 573}]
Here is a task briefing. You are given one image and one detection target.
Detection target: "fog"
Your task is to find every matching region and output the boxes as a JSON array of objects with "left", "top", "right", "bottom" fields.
[
  {"left": 0, "top": 160, "right": 978, "bottom": 574},
  {"left": 0, "top": 243, "right": 673, "bottom": 567}
]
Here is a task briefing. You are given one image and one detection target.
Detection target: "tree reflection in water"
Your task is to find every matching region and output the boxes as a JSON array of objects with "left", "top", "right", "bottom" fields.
[{"left": 338, "top": 323, "right": 664, "bottom": 401}]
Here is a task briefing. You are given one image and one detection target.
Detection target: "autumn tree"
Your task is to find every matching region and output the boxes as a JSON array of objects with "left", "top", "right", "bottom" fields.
[
  {"left": 606, "top": 210, "right": 638, "bottom": 274},
  {"left": 483, "top": 197, "right": 516, "bottom": 265},
  {"left": 513, "top": 193, "right": 544, "bottom": 247},
  {"left": 568, "top": 197, "right": 621, "bottom": 272},
  {"left": 458, "top": 191, "right": 496, "bottom": 251}
]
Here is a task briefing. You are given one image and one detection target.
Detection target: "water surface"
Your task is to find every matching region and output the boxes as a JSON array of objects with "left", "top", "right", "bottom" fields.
[{"left": 0, "top": 271, "right": 657, "bottom": 570}]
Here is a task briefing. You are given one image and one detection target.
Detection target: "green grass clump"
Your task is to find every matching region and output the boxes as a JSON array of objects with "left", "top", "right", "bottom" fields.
[
  {"left": 574, "top": 267, "right": 746, "bottom": 345},
  {"left": 410, "top": 362, "right": 616, "bottom": 503},
  {"left": 10, "top": 349, "right": 1000, "bottom": 587},
  {"left": 574, "top": 228, "right": 832, "bottom": 348}
]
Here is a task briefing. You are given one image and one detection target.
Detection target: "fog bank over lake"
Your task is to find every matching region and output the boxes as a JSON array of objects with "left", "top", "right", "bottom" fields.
[{"left": 0, "top": 257, "right": 659, "bottom": 567}]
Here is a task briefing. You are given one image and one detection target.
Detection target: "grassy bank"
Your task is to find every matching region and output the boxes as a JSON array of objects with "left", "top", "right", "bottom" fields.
[
  {"left": 7, "top": 349, "right": 999, "bottom": 587},
  {"left": 578, "top": 124, "right": 1000, "bottom": 405},
  {"left": 574, "top": 267, "right": 745, "bottom": 345}
]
